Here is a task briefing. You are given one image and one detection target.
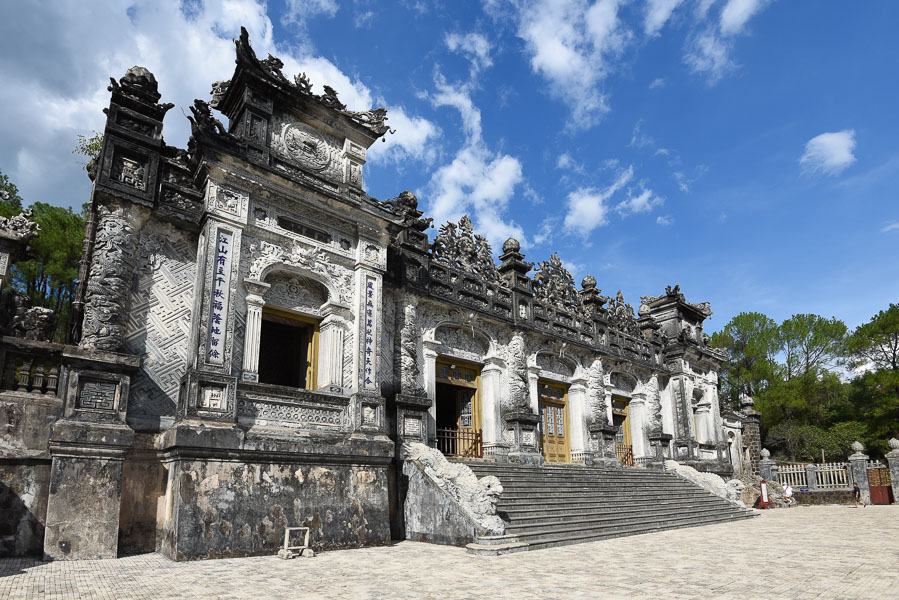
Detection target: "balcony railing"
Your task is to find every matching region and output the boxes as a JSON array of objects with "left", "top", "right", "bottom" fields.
[
  {"left": 435, "top": 427, "right": 483, "bottom": 458},
  {"left": 617, "top": 443, "right": 634, "bottom": 467}
]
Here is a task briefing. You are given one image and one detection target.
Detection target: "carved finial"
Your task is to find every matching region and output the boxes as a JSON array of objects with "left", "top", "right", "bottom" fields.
[
  {"left": 889, "top": 438, "right": 899, "bottom": 451},
  {"left": 760, "top": 448, "right": 770, "bottom": 459},
  {"left": 851, "top": 440, "right": 864, "bottom": 454},
  {"left": 581, "top": 275, "right": 596, "bottom": 290},
  {"left": 502, "top": 237, "right": 520, "bottom": 254},
  {"left": 740, "top": 396, "right": 754, "bottom": 410}
]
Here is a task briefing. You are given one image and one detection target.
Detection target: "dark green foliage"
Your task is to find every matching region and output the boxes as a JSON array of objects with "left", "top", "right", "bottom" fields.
[
  {"left": 714, "top": 308, "right": 897, "bottom": 460},
  {"left": 0, "top": 169, "right": 86, "bottom": 343}
]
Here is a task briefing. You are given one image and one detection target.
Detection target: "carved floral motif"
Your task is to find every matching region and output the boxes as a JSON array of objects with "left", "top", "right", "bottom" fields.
[
  {"left": 430, "top": 216, "right": 500, "bottom": 282},
  {"left": 608, "top": 290, "right": 641, "bottom": 337},
  {"left": 533, "top": 253, "right": 579, "bottom": 308},
  {"left": 243, "top": 239, "right": 352, "bottom": 305}
]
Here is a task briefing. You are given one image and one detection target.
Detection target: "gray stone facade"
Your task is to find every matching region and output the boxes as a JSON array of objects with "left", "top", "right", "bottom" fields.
[{"left": 0, "top": 29, "right": 751, "bottom": 560}]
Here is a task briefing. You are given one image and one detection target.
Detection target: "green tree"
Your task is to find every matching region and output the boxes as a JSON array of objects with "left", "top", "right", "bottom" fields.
[
  {"left": 0, "top": 168, "right": 24, "bottom": 218},
  {"left": 711, "top": 312, "right": 780, "bottom": 408},
  {"left": 778, "top": 313, "right": 847, "bottom": 380},
  {"left": 844, "top": 304, "right": 899, "bottom": 372}
]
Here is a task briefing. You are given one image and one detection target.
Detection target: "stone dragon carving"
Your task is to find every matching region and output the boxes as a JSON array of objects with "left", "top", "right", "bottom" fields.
[
  {"left": 398, "top": 296, "right": 425, "bottom": 396},
  {"left": 403, "top": 442, "right": 504, "bottom": 536},
  {"left": 644, "top": 373, "right": 663, "bottom": 435},
  {"left": 81, "top": 203, "right": 141, "bottom": 351},
  {"left": 586, "top": 358, "right": 607, "bottom": 427},
  {"left": 373, "top": 190, "right": 432, "bottom": 232},
  {"left": 0, "top": 210, "right": 40, "bottom": 242},
  {"left": 505, "top": 332, "right": 530, "bottom": 411},
  {"left": 532, "top": 253, "right": 580, "bottom": 309},
  {"left": 430, "top": 216, "right": 500, "bottom": 282}
]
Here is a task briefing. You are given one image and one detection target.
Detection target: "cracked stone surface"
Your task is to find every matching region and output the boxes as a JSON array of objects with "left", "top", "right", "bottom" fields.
[{"left": 1, "top": 505, "right": 896, "bottom": 599}]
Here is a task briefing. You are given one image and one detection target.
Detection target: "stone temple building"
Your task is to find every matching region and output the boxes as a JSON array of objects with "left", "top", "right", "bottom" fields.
[{"left": 0, "top": 30, "right": 760, "bottom": 561}]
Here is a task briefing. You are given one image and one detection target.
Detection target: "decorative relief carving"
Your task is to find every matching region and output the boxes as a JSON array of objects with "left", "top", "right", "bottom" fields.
[
  {"left": 263, "top": 272, "right": 327, "bottom": 315},
  {"left": 399, "top": 296, "right": 424, "bottom": 395},
  {"left": 608, "top": 290, "right": 641, "bottom": 337},
  {"left": 0, "top": 209, "right": 39, "bottom": 242},
  {"left": 533, "top": 253, "right": 579, "bottom": 308},
  {"left": 403, "top": 416, "right": 421, "bottom": 437},
  {"left": 271, "top": 119, "right": 333, "bottom": 173},
  {"left": 113, "top": 154, "right": 146, "bottom": 190},
  {"left": 434, "top": 325, "right": 488, "bottom": 359},
  {"left": 81, "top": 202, "right": 142, "bottom": 351},
  {"left": 78, "top": 381, "right": 117, "bottom": 411},
  {"left": 430, "top": 216, "right": 501, "bottom": 283},
  {"left": 586, "top": 359, "right": 606, "bottom": 426},
  {"left": 200, "top": 386, "right": 225, "bottom": 410},
  {"left": 535, "top": 352, "right": 573, "bottom": 377},
  {"left": 238, "top": 396, "right": 343, "bottom": 427},
  {"left": 505, "top": 332, "right": 529, "bottom": 411},
  {"left": 243, "top": 238, "right": 352, "bottom": 305}
]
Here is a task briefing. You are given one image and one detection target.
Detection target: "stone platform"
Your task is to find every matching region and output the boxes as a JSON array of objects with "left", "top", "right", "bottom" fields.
[{"left": 1, "top": 505, "right": 896, "bottom": 599}]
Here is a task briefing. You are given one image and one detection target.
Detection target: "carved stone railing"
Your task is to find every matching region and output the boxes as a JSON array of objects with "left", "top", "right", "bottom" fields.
[
  {"left": 531, "top": 298, "right": 588, "bottom": 344},
  {"left": 236, "top": 381, "right": 350, "bottom": 431},
  {"left": 427, "top": 262, "right": 513, "bottom": 320},
  {"left": 0, "top": 336, "right": 64, "bottom": 396}
]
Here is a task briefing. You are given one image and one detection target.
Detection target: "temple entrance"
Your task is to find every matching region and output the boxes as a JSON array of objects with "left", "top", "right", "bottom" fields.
[
  {"left": 611, "top": 396, "right": 633, "bottom": 466},
  {"left": 258, "top": 308, "right": 318, "bottom": 389},
  {"left": 434, "top": 360, "right": 482, "bottom": 458},
  {"left": 539, "top": 381, "right": 570, "bottom": 463}
]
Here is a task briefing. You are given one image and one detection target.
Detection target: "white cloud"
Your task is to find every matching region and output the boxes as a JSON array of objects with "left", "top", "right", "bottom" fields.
[
  {"left": 644, "top": 0, "right": 684, "bottom": 36},
  {"left": 649, "top": 77, "right": 665, "bottom": 89},
  {"left": 800, "top": 130, "right": 857, "bottom": 176},
  {"left": 556, "top": 152, "right": 585, "bottom": 173},
  {"left": 616, "top": 187, "right": 663, "bottom": 215},
  {"left": 513, "top": 0, "right": 629, "bottom": 127},
  {"left": 0, "top": 0, "right": 437, "bottom": 209},
  {"left": 282, "top": 0, "right": 339, "bottom": 24},
  {"left": 629, "top": 119, "right": 655, "bottom": 149},
  {"left": 882, "top": 222, "right": 899, "bottom": 233},
  {"left": 445, "top": 32, "right": 493, "bottom": 75},
  {"left": 656, "top": 215, "right": 674, "bottom": 225},
  {"left": 563, "top": 165, "right": 633, "bottom": 236},
  {"left": 719, "top": 0, "right": 768, "bottom": 36},
  {"left": 684, "top": 30, "right": 733, "bottom": 84}
]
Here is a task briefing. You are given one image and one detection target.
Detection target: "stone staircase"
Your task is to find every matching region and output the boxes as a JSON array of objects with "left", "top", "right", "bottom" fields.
[{"left": 463, "top": 462, "right": 756, "bottom": 554}]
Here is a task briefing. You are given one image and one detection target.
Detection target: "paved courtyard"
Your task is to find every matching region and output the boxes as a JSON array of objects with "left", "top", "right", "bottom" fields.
[{"left": 1, "top": 505, "right": 896, "bottom": 600}]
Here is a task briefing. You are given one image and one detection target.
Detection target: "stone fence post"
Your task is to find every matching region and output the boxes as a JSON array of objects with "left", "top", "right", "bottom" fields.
[
  {"left": 886, "top": 438, "right": 899, "bottom": 503},
  {"left": 758, "top": 448, "right": 777, "bottom": 482},
  {"left": 804, "top": 463, "right": 818, "bottom": 491},
  {"left": 848, "top": 441, "right": 871, "bottom": 504}
]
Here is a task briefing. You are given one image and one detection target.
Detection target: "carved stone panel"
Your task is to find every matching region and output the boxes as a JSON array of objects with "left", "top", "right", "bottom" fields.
[
  {"left": 77, "top": 381, "right": 117, "bottom": 412},
  {"left": 270, "top": 115, "right": 344, "bottom": 183}
]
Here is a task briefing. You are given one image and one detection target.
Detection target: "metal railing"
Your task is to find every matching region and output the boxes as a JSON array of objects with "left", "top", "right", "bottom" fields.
[{"left": 435, "top": 427, "right": 483, "bottom": 458}]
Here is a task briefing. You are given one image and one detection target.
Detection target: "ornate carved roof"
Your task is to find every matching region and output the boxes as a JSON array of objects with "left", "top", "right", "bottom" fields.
[
  {"left": 0, "top": 209, "right": 40, "bottom": 243},
  {"left": 532, "top": 253, "right": 580, "bottom": 308},
  {"left": 607, "top": 290, "right": 641, "bottom": 337},
  {"left": 430, "top": 216, "right": 500, "bottom": 282},
  {"left": 231, "top": 27, "right": 394, "bottom": 138}
]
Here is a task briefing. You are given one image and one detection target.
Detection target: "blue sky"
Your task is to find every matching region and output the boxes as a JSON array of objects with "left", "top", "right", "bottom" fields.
[{"left": 1, "top": 1, "right": 897, "bottom": 332}]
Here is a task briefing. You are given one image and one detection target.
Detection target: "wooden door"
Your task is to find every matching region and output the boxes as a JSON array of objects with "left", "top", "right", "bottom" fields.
[{"left": 539, "top": 382, "right": 570, "bottom": 463}]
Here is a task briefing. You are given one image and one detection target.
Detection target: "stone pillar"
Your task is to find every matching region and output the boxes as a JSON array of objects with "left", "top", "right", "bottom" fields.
[
  {"left": 589, "top": 423, "right": 620, "bottom": 469},
  {"left": 758, "top": 448, "right": 777, "bottom": 482},
  {"left": 527, "top": 365, "right": 540, "bottom": 416},
  {"left": 567, "top": 380, "right": 588, "bottom": 456},
  {"left": 422, "top": 340, "right": 441, "bottom": 441},
  {"left": 629, "top": 394, "right": 648, "bottom": 458},
  {"left": 886, "top": 438, "right": 899, "bottom": 504},
  {"left": 740, "top": 396, "right": 761, "bottom": 476},
  {"left": 804, "top": 463, "right": 818, "bottom": 491},
  {"left": 79, "top": 202, "right": 143, "bottom": 352},
  {"left": 240, "top": 279, "right": 269, "bottom": 382},
  {"left": 480, "top": 357, "right": 506, "bottom": 455},
  {"left": 694, "top": 403, "right": 710, "bottom": 444},
  {"left": 318, "top": 313, "right": 347, "bottom": 391},
  {"left": 848, "top": 441, "right": 871, "bottom": 505}
]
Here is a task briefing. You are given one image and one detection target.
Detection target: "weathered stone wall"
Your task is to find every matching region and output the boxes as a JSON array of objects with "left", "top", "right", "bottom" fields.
[
  {"left": 118, "top": 440, "right": 167, "bottom": 554},
  {"left": 794, "top": 490, "right": 854, "bottom": 505},
  {"left": 0, "top": 461, "right": 50, "bottom": 556},
  {"left": 123, "top": 220, "right": 198, "bottom": 431},
  {"left": 161, "top": 458, "right": 390, "bottom": 560},
  {"left": 44, "top": 456, "right": 124, "bottom": 560}
]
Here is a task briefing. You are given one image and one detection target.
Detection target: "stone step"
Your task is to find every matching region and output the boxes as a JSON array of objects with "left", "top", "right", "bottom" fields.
[
  {"left": 501, "top": 498, "right": 736, "bottom": 521},
  {"left": 505, "top": 506, "right": 747, "bottom": 535},
  {"left": 499, "top": 490, "right": 713, "bottom": 502}
]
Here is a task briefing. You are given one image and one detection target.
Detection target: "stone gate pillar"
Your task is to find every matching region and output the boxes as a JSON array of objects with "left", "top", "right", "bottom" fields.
[
  {"left": 240, "top": 279, "right": 269, "bottom": 382},
  {"left": 848, "top": 441, "right": 871, "bottom": 505},
  {"left": 886, "top": 438, "right": 899, "bottom": 504},
  {"left": 740, "top": 396, "right": 761, "bottom": 476},
  {"left": 758, "top": 448, "right": 777, "bottom": 482}
]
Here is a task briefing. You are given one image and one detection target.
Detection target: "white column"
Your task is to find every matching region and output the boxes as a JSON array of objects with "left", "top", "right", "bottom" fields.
[
  {"left": 568, "top": 380, "right": 588, "bottom": 453},
  {"left": 241, "top": 280, "right": 270, "bottom": 382},
  {"left": 527, "top": 366, "right": 541, "bottom": 416},
  {"left": 695, "top": 405, "right": 711, "bottom": 444},
  {"left": 317, "top": 311, "right": 346, "bottom": 390},
  {"left": 629, "top": 395, "right": 648, "bottom": 458},
  {"left": 423, "top": 340, "right": 441, "bottom": 439},
  {"left": 480, "top": 357, "right": 505, "bottom": 446}
]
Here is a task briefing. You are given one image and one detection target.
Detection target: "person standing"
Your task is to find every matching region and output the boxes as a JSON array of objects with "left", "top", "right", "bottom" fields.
[{"left": 853, "top": 483, "right": 866, "bottom": 508}]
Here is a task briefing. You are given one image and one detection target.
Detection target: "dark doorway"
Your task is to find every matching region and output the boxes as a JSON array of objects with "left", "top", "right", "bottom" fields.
[
  {"left": 435, "top": 382, "right": 480, "bottom": 457},
  {"left": 258, "top": 314, "right": 313, "bottom": 388}
]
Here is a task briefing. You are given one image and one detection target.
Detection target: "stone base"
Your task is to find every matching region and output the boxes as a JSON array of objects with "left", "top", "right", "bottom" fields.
[
  {"left": 508, "top": 451, "right": 544, "bottom": 467},
  {"left": 591, "top": 456, "right": 622, "bottom": 470}
]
